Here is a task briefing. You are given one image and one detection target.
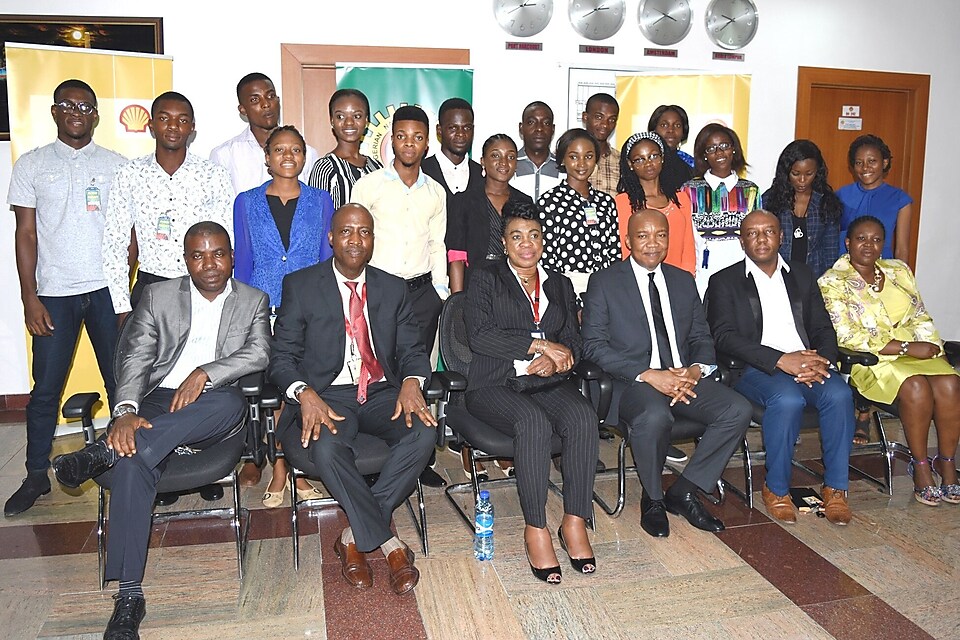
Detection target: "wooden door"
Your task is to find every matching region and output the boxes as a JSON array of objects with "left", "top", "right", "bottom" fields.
[
  {"left": 280, "top": 44, "right": 470, "bottom": 155},
  {"left": 795, "top": 67, "right": 929, "bottom": 269}
]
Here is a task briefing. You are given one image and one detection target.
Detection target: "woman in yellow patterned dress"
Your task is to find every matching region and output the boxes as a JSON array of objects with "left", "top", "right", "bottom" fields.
[{"left": 819, "top": 215, "right": 960, "bottom": 506}]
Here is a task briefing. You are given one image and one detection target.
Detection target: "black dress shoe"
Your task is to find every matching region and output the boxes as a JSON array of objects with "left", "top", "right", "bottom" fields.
[
  {"left": 640, "top": 494, "right": 670, "bottom": 538},
  {"left": 104, "top": 593, "right": 146, "bottom": 639},
  {"left": 663, "top": 490, "right": 725, "bottom": 532},
  {"left": 198, "top": 484, "right": 224, "bottom": 501},
  {"left": 665, "top": 446, "right": 688, "bottom": 463},
  {"left": 419, "top": 466, "right": 447, "bottom": 488},
  {"left": 595, "top": 458, "right": 607, "bottom": 473},
  {"left": 52, "top": 441, "right": 115, "bottom": 489},
  {"left": 4, "top": 471, "right": 51, "bottom": 516},
  {"left": 154, "top": 492, "right": 179, "bottom": 507}
]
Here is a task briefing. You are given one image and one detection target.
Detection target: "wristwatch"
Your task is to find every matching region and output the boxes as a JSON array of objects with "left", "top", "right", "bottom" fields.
[
  {"left": 112, "top": 403, "right": 137, "bottom": 419},
  {"left": 292, "top": 383, "right": 309, "bottom": 402}
]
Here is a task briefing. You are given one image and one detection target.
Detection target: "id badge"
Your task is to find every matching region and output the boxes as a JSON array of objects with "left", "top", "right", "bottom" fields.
[
  {"left": 531, "top": 330, "right": 545, "bottom": 339},
  {"left": 584, "top": 206, "right": 599, "bottom": 226},
  {"left": 85, "top": 185, "right": 101, "bottom": 213},
  {"left": 156, "top": 212, "right": 171, "bottom": 241},
  {"left": 347, "top": 356, "right": 364, "bottom": 384}
]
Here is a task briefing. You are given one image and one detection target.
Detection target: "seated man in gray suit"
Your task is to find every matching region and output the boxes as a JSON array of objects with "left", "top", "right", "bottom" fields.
[
  {"left": 52, "top": 221, "right": 270, "bottom": 640},
  {"left": 582, "top": 209, "right": 752, "bottom": 538},
  {"left": 269, "top": 203, "right": 436, "bottom": 596}
]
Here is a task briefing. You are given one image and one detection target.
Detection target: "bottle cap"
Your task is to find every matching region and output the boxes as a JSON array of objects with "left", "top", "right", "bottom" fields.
[{"left": 479, "top": 490, "right": 490, "bottom": 500}]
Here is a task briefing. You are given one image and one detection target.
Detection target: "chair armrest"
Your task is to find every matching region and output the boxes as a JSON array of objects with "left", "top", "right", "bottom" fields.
[
  {"left": 239, "top": 371, "right": 264, "bottom": 396},
  {"left": 426, "top": 371, "right": 467, "bottom": 399},
  {"left": 837, "top": 347, "right": 879, "bottom": 374},
  {"left": 715, "top": 354, "right": 742, "bottom": 387},
  {"left": 62, "top": 392, "right": 101, "bottom": 420},
  {"left": 943, "top": 341, "right": 960, "bottom": 367},
  {"left": 261, "top": 383, "right": 282, "bottom": 410},
  {"left": 573, "top": 359, "right": 602, "bottom": 380}
]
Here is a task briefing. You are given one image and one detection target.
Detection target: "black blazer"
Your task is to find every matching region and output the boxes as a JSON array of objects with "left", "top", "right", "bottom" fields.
[
  {"left": 421, "top": 155, "right": 484, "bottom": 201},
  {"left": 268, "top": 260, "right": 431, "bottom": 421},
  {"left": 447, "top": 185, "right": 534, "bottom": 287},
  {"left": 582, "top": 259, "right": 715, "bottom": 383},
  {"left": 705, "top": 259, "right": 839, "bottom": 386},
  {"left": 465, "top": 260, "right": 581, "bottom": 391}
]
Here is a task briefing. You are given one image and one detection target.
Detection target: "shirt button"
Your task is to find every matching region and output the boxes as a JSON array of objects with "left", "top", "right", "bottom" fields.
[{"left": 281, "top": 256, "right": 287, "bottom": 262}]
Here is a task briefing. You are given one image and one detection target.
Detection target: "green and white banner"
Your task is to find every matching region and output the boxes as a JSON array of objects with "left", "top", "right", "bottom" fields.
[{"left": 337, "top": 65, "right": 474, "bottom": 166}]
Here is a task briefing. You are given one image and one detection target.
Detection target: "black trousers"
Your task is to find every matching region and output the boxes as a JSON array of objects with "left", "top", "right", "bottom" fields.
[
  {"left": 104, "top": 387, "right": 246, "bottom": 583},
  {"left": 279, "top": 382, "right": 435, "bottom": 553},
  {"left": 465, "top": 382, "right": 599, "bottom": 528},
  {"left": 407, "top": 283, "right": 443, "bottom": 352},
  {"left": 618, "top": 378, "right": 752, "bottom": 500}
]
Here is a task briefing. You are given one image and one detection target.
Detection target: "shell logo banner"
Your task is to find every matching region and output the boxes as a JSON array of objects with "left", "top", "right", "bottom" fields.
[
  {"left": 6, "top": 43, "right": 173, "bottom": 421},
  {"left": 6, "top": 43, "right": 173, "bottom": 161}
]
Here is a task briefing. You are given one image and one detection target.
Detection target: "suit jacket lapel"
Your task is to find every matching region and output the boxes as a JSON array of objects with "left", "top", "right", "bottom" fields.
[
  {"left": 497, "top": 261, "right": 532, "bottom": 310},
  {"left": 782, "top": 267, "right": 810, "bottom": 347},
  {"left": 215, "top": 281, "right": 239, "bottom": 356},
  {"left": 744, "top": 272, "right": 763, "bottom": 336},
  {"left": 621, "top": 260, "right": 652, "bottom": 338}
]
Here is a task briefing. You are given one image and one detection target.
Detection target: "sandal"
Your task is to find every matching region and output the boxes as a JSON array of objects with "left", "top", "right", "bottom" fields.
[
  {"left": 907, "top": 457, "right": 941, "bottom": 506},
  {"left": 852, "top": 413, "right": 871, "bottom": 446},
  {"left": 933, "top": 455, "right": 960, "bottom": 505},
  {"left": 461, "top": 449, "right": 488, "bottom": 482}
]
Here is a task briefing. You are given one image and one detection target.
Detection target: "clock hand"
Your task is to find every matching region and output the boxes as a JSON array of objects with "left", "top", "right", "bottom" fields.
[
  {"left": 718, "top": 15, "right": 736, "bottom": 32},
  {"left": 653, "top": 9, "right": 677, "bottom": 23},
  {"left": 583, "top": 2, "right": 609, "bottom": 17}
]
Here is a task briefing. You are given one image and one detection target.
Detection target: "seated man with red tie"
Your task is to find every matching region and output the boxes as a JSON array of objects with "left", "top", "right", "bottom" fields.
[{"left": 268, "top": 203, "right": 436, "bottom": 595}]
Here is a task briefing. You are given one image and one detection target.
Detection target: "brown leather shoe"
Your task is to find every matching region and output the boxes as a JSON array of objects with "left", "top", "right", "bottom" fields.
[
  {"left": 385, "top": 545, "right": 419, "bottom": 595},
  {"left": 821, "top": 485, "right": 852, "bottom": 525},
  {"left": 333, "top": 537, "right": 373, "bottom": 589},
  {"left": 238, "top": 461, "right": 263, "bottom": 487},
  {"left": 761, "top": 483, "right": 797, "bottom": 524}
]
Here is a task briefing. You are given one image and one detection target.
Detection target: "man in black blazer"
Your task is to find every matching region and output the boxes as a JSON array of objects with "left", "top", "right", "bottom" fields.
[
  {"left": 706, "top": 210, "right": 854, "bottom": 525},
  {"left": 421, "top": 97, "right": 483, "bottom": 201},
  {"left": 269, "top": 204, "right": 436, "bottom": 595},
  {"left": 582, "top": 210, "right": 751, "bottom": 538}
]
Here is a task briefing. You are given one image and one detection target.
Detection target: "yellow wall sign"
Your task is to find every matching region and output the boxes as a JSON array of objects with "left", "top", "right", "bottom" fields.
[{"left": 7, "top": 43, "right": 173, "bottom": 420}]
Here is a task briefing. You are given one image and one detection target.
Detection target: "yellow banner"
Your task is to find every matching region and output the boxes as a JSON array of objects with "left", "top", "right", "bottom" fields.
[
  {"left": 7, "top": 43, "right": 173, "bottom": 419},
  {"left": 615, "top": 74, "right": 752, "bottom": 165}
]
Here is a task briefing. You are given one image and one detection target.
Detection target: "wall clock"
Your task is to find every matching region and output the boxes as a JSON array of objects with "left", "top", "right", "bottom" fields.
[
  {"left": 494, "top": 0, "right": 555, "bottom": 37},
  {"left": 569, "top": 0, "right": 626, "bottom": 41},
  {"left": 704, "top": 0, "right": 759, "bottom": 50},
  {"left": 638, "top": 0, "right": 692, "bottom": 47}
]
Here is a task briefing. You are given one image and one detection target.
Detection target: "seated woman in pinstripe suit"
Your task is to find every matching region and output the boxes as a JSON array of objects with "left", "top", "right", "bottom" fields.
[{"left": 464, "top": 201, "right": 599, "bottom": 584}]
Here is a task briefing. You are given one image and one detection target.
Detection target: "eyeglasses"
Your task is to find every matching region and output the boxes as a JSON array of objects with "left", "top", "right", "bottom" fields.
[
  {"left": 630, "top": 152, "right": 662, "bottom": 165},
  {"left": 54, "top": 100, "right": 97, "bottom": 115},
  {"left": 704, "top": 142, "right": 732, "bottom": 155}
]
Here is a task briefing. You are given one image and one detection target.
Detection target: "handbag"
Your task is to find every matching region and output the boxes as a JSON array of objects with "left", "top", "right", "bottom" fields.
[{"left": 505, "top": 372, "right": 569, "bottom": 394}]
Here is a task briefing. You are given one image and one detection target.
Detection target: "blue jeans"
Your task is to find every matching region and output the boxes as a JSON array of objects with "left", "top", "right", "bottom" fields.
[
  {"left": 735, "top": 366, "right": 855, "bottom": 495},
  {"left": 25, "top": 288, "right": 117, "bottom": 473}
]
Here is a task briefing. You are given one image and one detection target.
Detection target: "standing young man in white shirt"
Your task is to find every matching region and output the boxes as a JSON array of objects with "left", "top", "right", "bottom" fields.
[
  {"left": 5, "top": 79, "right": 127, "bottom": 516},
  {"left": 209, "top": 72, "right": 319, "bottom": 194}
]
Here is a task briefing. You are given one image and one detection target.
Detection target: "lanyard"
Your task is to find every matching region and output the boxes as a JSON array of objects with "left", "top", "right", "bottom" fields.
[{"left": 522, "top": 271, "right": 541, "bottom": 326}]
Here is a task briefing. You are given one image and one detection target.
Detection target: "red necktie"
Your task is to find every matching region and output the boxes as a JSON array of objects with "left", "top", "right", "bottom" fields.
[{"left": 345, "top": 282, "right": 383, "bottom": 404}]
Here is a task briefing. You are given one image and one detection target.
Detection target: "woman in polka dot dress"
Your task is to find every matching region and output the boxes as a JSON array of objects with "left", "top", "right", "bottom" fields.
[{"left": 537, "top": 128, "right": 621, "bottom": 298}]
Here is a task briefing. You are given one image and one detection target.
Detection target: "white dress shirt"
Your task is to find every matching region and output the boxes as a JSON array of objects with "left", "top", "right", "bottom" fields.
[
  {"left": 160, "top": 280, "right": 233, "bottom": 390},
  {"left": 745, "top": 256, "right": 807, "bottom": 354},
  {"left": 629, "top": 259, "right": 683, "bottom": 371},
  {"left": 209, "top": 127, "right": 320, "bottom": 194},
  {"left": 433, "top": 151, "right": 470, "bottom": 194}
]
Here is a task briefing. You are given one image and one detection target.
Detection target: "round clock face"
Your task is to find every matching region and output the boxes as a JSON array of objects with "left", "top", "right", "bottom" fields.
[
  {"left": 569, "top": 0, "right": 626, "bottom": 41},
  {"left": 705, "top": 0, "right": 759, "bottom": 50},
  {"left": 637, "top": 0, "right": 692, "bottom": 46},
  {"left": 494, "top": 0, "right": 555, "bottom": 37}
]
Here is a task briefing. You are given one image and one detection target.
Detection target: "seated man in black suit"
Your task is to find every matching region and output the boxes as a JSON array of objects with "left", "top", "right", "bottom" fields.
[
  {"left": 51, "top": 222, "right": 271, "bottom": 639},
  {"left": 269, "top": 203, "right": 436, "bottom": 595},
  {"left": 582, "top": 209, "right": 752, "bottom": 537},
  {"left": 706, "top": 210, "right": 854, "bottom": 525}
]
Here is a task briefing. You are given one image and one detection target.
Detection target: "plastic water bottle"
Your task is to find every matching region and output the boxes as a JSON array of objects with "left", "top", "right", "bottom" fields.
[{"left": 474, "top": 490, "right": 494, "bottom": 560}]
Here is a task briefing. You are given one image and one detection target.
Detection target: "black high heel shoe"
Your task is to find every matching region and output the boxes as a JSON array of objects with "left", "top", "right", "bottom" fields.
[
  {"left": 525, "top": 547, "right": 562, "bottom": 584},
  {"left": 557, "top": 526, "right": 596, "bottom": 574}
]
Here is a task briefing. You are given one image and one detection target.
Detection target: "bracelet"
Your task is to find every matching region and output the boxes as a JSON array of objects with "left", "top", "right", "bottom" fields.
[
  {"left": 898, "top": 341, "right": 909, "bottom": 356},
  {"left": 534, "top": 339, "right": 545, "bottom": 356}
]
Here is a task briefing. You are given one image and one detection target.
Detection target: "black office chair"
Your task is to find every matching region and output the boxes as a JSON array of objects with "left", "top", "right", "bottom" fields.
[
  {"left": 260, "top": 374, "right": 459, "bottom": 570},
  {"left": 436, "top": 292, "right": 601, "bottom": 532},
  {"left": 716, "top": 349, "right": 880, "bottom": 507},
  {"left": 586, "top": 364, "right": 752, "bottom": 517},
  {"left": 61, "top": 372, "right": 265, "bottom": 590}
]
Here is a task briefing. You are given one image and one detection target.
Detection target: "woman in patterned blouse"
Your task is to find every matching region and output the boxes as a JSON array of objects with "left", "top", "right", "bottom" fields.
[
  {"left": 537, "top": 128, "right": 620, "bottom": 298},
  {"left": 308, "top": 89, "right": 382, "bottom": 209}
]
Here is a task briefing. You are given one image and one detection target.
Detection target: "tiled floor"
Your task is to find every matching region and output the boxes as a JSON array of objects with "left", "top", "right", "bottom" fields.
[{"left": 0, "top": 419, "right": 957, "bottom": 639}]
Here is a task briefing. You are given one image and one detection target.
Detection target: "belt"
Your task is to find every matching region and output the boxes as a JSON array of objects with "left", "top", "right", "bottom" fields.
[{"left": 405, "top": 273, "right": 432, "bottom": 291}]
